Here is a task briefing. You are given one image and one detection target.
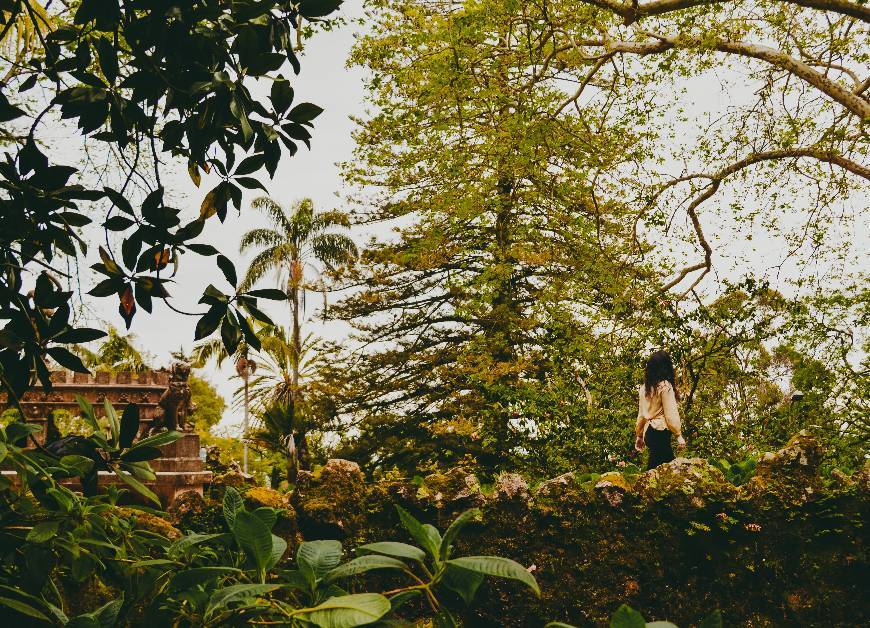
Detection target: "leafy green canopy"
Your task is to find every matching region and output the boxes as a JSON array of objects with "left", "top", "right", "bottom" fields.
[
  {"left": 330, "top": 0, "right": 868, "bottom": 474},
  {"left": 0, "top": 0, "right": 342, "bottom": 404}
]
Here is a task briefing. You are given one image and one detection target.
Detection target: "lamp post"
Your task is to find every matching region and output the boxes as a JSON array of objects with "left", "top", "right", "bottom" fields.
[{"left": 235, "top": 355, "right": 257, "bottom": 474}]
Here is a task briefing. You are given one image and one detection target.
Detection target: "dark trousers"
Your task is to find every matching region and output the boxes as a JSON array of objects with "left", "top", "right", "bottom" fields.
[{"left": 644, "top": 426, "right": 674, "bottom": 470}]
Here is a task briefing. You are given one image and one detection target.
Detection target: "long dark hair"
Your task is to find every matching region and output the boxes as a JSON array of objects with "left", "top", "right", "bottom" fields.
[{"left": 644, "top": 350, "right": 678, "bottom": 399}]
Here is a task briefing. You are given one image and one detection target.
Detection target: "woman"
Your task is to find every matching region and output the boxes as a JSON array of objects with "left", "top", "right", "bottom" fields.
[{"left": 635, "top": 350, "right": 686, "bottom": 469}]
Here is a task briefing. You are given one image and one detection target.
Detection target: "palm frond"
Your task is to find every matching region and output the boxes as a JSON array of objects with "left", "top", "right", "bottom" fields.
[
  {"left": 239, "top": 228, "right": 283, "bottom": 253},
  {"left": 239, "top": 246, "right": 286, "bottom": 292},
  {"left": 252, "top": 196, "right": 293, "bottom": 234},
  {"left": 310, "top": 233, "right": 358, "bottom": 269}
]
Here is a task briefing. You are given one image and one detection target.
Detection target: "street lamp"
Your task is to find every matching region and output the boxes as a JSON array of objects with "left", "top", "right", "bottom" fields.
[{"left": 235, "top": 355, "right": 257, "bottom": 474}]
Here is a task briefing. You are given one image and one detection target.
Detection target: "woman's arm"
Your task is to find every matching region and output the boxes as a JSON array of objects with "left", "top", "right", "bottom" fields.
[
  {"left": 635, "top": 388, "right": 646, "bottom": 450},
  {"left": 661, "top": 383, "right": 686, "bottom": 447}
]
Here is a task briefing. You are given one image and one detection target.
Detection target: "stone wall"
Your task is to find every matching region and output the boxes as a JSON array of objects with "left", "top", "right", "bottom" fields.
[{"left": 176, "top": 432, "right": 868, "bottom": 627}]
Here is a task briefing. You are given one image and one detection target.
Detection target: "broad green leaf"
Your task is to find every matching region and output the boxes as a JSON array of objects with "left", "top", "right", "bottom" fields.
[
  {"left": 268, "top": 534, "right": 288, "bottom": 569},
  {"left": 169, "top": 567, "right": 242, "bottom": 591},
  {"left": 292, "top": 593, "right": 391, "bottom": 628},
  {"left": 130, "top": 559, "right": 179, "bottom": 569},
  {"left": 60, "top": 454, "right": 94, "bottom": 476},
  {"left": 439, "top": 508, "right": 481, "bottom": 561},
  {"left": 325, "top": 555, "right": 409, "bottom": 582},
  {"left": 396, "top": 505, "right": 441, "bottom": 561},
  {"left": 76, "top": 395, "right": 101, "bottom": 433},
  {"left": 233, "top": 510, "right": 273, "bottom": 573},
  {"left": 119, "top": 403, "right": 140, "bottom": 449},
  {"left": 205, "top": 583, "right": 280, "bottom": 619},
  {"left": 104, "top": 399, "right": 120, "bottom": 445},
  {"left": 0, "top": 596, "right": 49, "bottom": 621},
  {"left": 297, "top": 539, "right": 343, "bottom": 581},
  {"left": 114, "top": 469, "right": 161, "bottom": 506},
  {"left": 119, "top": 445, "right": 162, "bottom": 462},
  {"left": 132, "top": 430, "right": 182, "bottom": 449},
  {"left": 252, "top": 506, "right": 279, "bottom": 530},
  {"left": 357, "top": 541, "right": 426, "bottom": 563},
  {"left": 446, "top": 556, "right": 540, "bottom": 596},
  {"left": 610, "top": 604, "right": 646, "bottom": 628},
  {"left": 27, "top": 520, "right": 60, "bottom": 543},
  {"left": 441, "top": 563, "right": 484, "bottom": 605},
  {"left": 223, "top": 486, "right": 244, "bottom": 529}
]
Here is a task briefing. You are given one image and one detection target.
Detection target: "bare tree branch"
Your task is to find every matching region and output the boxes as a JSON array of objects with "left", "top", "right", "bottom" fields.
[{"left": 580, "top": 0, "right": 870, "bottom": 25}]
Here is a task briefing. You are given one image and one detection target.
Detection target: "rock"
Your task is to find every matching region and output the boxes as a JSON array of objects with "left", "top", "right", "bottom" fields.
[
  {"left": 494, "top": 472, "right": 530, "bottom": 502},
  {"left": 168, "top": 490, "right": 206, "bottom": 523},
  {"left": 245, "top": 486, "right": 290, "bottom": 509},
  {"left": 755, "top": 430, "right": 822, "bottom": 479},
  {"left": 596, "top": 471, "right": 633, "bottom": 492},
  {"left": 293, "top": 458, "right": 366, "bottom": 539},
  {"left": 533, "top": 472, "right": 576, "bottom": 499},
  {"left": 634, "top": 457, "right": 738, "bottom": 507},
  {"left": 117, "top": 506, "right": 182, "bottom": 540},
  {"left": 830, "top": 468, "right": 854, "bottom": 490},
  {"left": 595, "top": 472, "right": 633, "bottom": 507},
  {"left": 420, "top": 467, "right": 484, "bottom": 509},
  {"left": 741, "top": 431, "right": 824, "bottom": 504}
]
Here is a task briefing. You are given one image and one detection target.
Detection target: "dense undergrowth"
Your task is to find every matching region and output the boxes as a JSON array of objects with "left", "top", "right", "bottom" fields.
[{"left": 1, "top": 415, "right": 866, "bottom": 626}]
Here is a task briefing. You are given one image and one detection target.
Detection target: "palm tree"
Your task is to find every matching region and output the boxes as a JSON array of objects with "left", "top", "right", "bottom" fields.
[
  {"left": 75, "top": 326, "right": 148, "bottom": 373},
  {"left": 238, "top": 196, "right": 356, "bottom": 437},
  {"left": 193, "top": 324, "right": 326, "bottom": 476}
]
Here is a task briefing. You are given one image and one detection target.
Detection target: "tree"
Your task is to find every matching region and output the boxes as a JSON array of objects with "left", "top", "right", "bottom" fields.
[
  {"left": 188, "top": 374, "right": 226, "bottom": 436},
  {"left": 74, "top": 326, "right": 148, "bottom": 373},
  {"left": 0, "top": 0, "right": 343, "bottom": 407},
  {"left": 331, "top": 0, "right": 867, "bottom": 474},
  {"left": 239, "top": 196, "right": 356, "bottom": 424},
  {"left": 194, "top": 323, "right": 337, "bottom": 474}
]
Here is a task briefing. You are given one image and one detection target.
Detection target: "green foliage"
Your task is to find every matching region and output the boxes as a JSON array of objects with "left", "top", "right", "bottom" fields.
[
  {"left": 188, "top": 375, "right": 226, "bottom": 435},
  {"left": 0, "top": 0, "right": 341, "bottom": 405}
]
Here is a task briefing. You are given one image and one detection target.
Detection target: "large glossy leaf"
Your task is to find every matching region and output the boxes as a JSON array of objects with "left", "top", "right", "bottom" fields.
[
  {"left": 441, "top": 563, "right": 484, "bottom": 605},
  {"left": 252, "top": 506, "right": 279, "bottom": 530},
  {"left": 396, "top": 505, "right": 441, "bottom": 561},
  {"left": 610, "top": 604, "right": 646, "bottom": 628},
  {"left": 133, "top": 430, "right": 182, "bottom": 449},
  {"left": 357, "top": 541, "right": 426, "bottom": 563},
  {"left": 0, "top": 596, "right": 49, "bottom": 621},
  {"left": 119, "top": 403, "right": 139, "bottom": 449},
  {"left": 114, "top": 469, "right": 160, "bottom": 506},
  {"left": 446, "top": 556, "right": 540, "bottom": 596},
  {"left": 324, "top": 555, "right": 409, "bottom": 582},
  {"left": 268, "top": 534, "right": 288, "bottom": 569},
  {"left": 75, "top": 395, "right": 101, "bottom": 433},
  {"left": 439, "top": 508, "right": 481, "bottom": 561},
  {"left": 223, "top": 486, "right": 244, "bottom": 529},
  {"left": 297, "top": 539, "right": 343, "bottom": 582},
  {"left": 103, "top": 399, "right": 120, "bottom": 445},
  {"left": 292, "top": 593, "right": 391, "bottom": 628},
  {"left": 233, "top": 510, "right": 273, "bottom": 572},
  {"left": 205, "top": 583, "right": 280, "bottom": 619}
]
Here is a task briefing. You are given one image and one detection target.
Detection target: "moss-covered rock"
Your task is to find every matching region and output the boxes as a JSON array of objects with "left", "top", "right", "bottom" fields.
[
  {"left": 293, "top": 458, "right": 366, "bottom": 540},
  {"left": 419, "top": 467, "right": 484, "bottom": 511},
  {"left": 741, "top": 431, "right": 824, "bottom": 505},
  {"left": 493, "top": 472, "right": 530, "bottom": 502},
  {"left": 117, "top": 506, "right": 182, "bottom": 540}
]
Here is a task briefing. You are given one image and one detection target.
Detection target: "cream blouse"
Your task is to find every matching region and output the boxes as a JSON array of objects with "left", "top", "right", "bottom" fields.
[{"left": 635, "top": 381, "right": 682, "bottom": 437}]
